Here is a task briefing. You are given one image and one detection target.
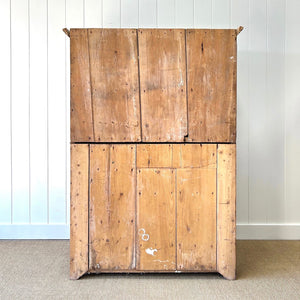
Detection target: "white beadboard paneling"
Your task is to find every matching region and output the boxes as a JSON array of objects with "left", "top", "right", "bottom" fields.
[
  {"left": 84, "top": 0, "right": 103, "bottom": 27},
  {"left": 248, "top": 0, "right": 268, "bottom": 223},
  {"left": 121, "top": 0, "right": 138, "bottom": 28},
  {"left": 139, "top": 0, "right": 157, "bottom": 27},
  {"left": 29, "top": 0, "right": 48, "bottom": 224},
  {"left": 48, "top": 0, "right": 66, "bottom": 224},
  {"left": 266, "top": 0, "right": 285, "bottom": 223},
  {"left": 2, "top": 0, "right": 300, "bottom": 239},
  {"left": 212, "top": 0, "right": 230, "bottom": 28},
  {"left": 194, "top": 0, "right": 212, "bottom": 28},
  {"left": 11, "top": 0, "right": 30, "bottom": 223},
  {"left": 0, "top": 0, "right": 12, "bottom": 223},
  {"left": 231, "top": 0, "right": 250, "bottom": 224},
  {"left": 103, "top": 0, "right": 120, "bottom": 27},
  {"left": 175, "top": 0, "right": 193, "bottom": 28},
  {"left": 285, "top": 0, "right": 300, "bottom": 223},
  {"left": 157, "top": 0, "right": 175, "bottom": 28}
]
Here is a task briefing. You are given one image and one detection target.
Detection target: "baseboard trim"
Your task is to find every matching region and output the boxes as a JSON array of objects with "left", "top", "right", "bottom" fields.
[
  {"left": 0, "top": 224, "right": 299, "bottom": 240},
  {"left": 0, "top": 224, "right": 70, "bottom": 239},
  {"left": 237, "top": 224, "right": 300, "bottom": 240}
]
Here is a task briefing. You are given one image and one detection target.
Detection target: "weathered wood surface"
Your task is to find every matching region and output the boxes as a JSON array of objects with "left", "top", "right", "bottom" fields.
[
  {"left": 137, "top": 168, "right": 176, "bottom": 270},
  {"left": 70, "top": 29, "right": 94, "bottom": 142},
  {"left": 217, "top": 144, "right": 236, "bottom": 280},
  {"left": 138, "top": 29, "right": 187, "bottom": 142},
  {"left": 89, "top": 144, "right": 136, "bottom": 271},
  {"left": 186, "top": 29, "right": 237, "bottom": 142},
  {"left": 172, "top": 144, "right": 217, "bottom": 168},
  {"left": 137, "top": 144, "right": 173, "bottom": 168},
  {"left": 177, "top": 168, "right": 216, "bottom": 271},
  {"left": 88, "top": 29, "right": 141, "bottom": 142},
  {"left": 70, "top": 144, "right": 89, "bottom": 279}
]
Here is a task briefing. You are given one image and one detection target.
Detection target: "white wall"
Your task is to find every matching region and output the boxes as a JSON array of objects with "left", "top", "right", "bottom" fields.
[{"left": 0, "top": 0, "right": 299, "bottom": 239}]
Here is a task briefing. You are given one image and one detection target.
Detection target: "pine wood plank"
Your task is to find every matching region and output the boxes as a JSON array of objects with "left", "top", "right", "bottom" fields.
[
  {"left": 88, "top": 29, "right": 141, "bottom": 142},
  {"left": 186, "top": 29, "right": 237, "bottom": 142},
  {"left": 217, "top": 144, "right": 236, "bottom": 280},
  {"left": 177, "top": 167, "right": 216, "bottom": 271},
  {"left": 70, "top": 144, "right": 89, "bottom": 279},
  {"left": 136, "top": 144, "right": 173, "bottom": 168},
  {"left": 137, "top": 168, "right": 176, "bottom": 270},
  {"left": 89, "top": 144, "right": 136, "bottom": 271},
  {"left": 173, "top": 144, "right": 217, "bottom": 168},
  {"left": 138, "top": 29, "right": 187, "bottom": 142},
  {"left": 70, "top": 29, "right": 94, "bottom": 142}
]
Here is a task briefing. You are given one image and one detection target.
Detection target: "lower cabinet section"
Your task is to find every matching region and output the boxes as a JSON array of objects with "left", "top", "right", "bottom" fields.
[{"left": 70, "top": 144, "right": 236, "bottom": 279}]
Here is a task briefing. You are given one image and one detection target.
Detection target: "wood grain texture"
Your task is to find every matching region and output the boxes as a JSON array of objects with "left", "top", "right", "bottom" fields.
[
  {"left": 177, "top": 168, "right": 216, "bottom": 271},
  {"left": 70, "top": 29, "right": 94, "bottom": 142},
  {"left": 89, "top": 144, "right": 136, "bottom": 271},
  {"left": 137, "top": 168, "right": 176, "bottom": 270},
  {"left": 137, "top": 144, "right": 173, "bottom": 168},
  {"left": 70, "top": 144, "right": 89, "bottom": 279},
  {"left": 172, "top": 144, "right": 217, "bottom": 168},
  {"left": 217, "top": 144, "right": 236, "bottom": 280},
  {"left": 88, "top": 29, "right": 141, "bottom": 142},
  {"left": 138, "top": 29, "right": 187, "bottom": 142},
  {"left": 186, "top": 29, "right": 237, "bottom": 142}
]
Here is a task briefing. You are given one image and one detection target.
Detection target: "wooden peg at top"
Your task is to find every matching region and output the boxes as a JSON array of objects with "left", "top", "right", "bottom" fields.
[
  {"left": 63, "top": 28, "right": 70, "bottom": 38},
  {"left": 236, "top": 26, "right": 244, "bottom": 36}
]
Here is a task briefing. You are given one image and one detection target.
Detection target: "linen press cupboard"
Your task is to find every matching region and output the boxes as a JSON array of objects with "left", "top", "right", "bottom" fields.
[{"left": 67, "top": 27, "right": 243, "bottom": 280}]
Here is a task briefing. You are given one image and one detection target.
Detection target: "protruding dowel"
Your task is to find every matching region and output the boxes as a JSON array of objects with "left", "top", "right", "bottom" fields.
[
  {"left": 236, "top": 26, "right": 244, "bottom": 36},
  {"left": 63, "top": 28, "right": 70, "bottom": 38}
]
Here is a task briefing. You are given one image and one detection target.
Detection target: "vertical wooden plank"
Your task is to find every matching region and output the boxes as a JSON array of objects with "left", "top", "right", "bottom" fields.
[
  {"left": 70, "top": 29, "right": 94, "bottom": 142},
  {"left": 139, "top": 0, "right": 157, "bottom": 28},
  {"left": 157, "top": 0, "right": 175, "bottom": 28},
  {"left": 11, "top": 0, "right": 30, "bottom": 223},
  {"left": 231, "top": 0, "right": 250, "bottom": 224},
  {"left": 70, "top": 144, "right": 89, "bottom": 279},
  {"left": 89, "top": 145, "right": 136, "bottom": 271},
  {"left": 88, "top": 29, "right": 141, "bottom": 142},
  {"left": 137, "top": 144, "right": 173, "bottom": 168},
  {"left": 138, "top": 29, "right": 187, "bottom": 142},
  {"left": 194, "top": 0, "right": 212, "bottom": 28},
  {"left": 248, "top": 0, "right": 268, "bottom": 223},
  {"left": 285, "top": 0, "right": 300, "bottom": 223},
  {"left": 217, "top": 144, "right": 236, "bottom": 280},
  {"left": 175, "top": 0, "right": 194, "bottom": 28},
  {"left": 103, "top": 0, "right": 120, "bottom": 28},
  {"left": 29, "top": 0, "right": 48, "bottom": 223},
  {"left": 137, "top": 169, "right": 176, "bottom": 270},
  {"left": 212, "top": 0, "right": 231, "bottom": 28},
  {"left": 177, "top": 168, "right": 216, "bottom": 271},
  {"left": 84, "top": 0, "right": 103, "bottom": 27},
  {"left": 121, "top": 0, "right": 138, "bottom": 28},
  {"left": 186, "top": 29, "right": 237, "bottom": 143},
  {"left": 0, "top": 0, "right": 12, "bottom": 223},
  {"left": 266, "top": 0, "right": 285, "bottom": 223},
  {"left": 66, "top": 0, "right": 84, "bottom": 228}
]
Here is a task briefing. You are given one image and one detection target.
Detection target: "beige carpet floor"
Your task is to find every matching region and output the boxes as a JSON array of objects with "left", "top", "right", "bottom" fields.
[{"left": 0, "top": 240, "right": 299, "bottom": 299}]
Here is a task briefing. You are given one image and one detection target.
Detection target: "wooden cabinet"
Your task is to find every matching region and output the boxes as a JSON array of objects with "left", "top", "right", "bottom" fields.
[{"left": 68, "top": 28, "right": 242, "bottom": 280}]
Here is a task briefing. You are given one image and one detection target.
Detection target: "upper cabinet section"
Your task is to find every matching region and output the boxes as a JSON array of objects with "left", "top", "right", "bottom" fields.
[
  {"left": 70, "top": 28, "right": 238, "bottom": 143},
  {"left": 186, "top": 30, "right": 237, "bottom": 143}
]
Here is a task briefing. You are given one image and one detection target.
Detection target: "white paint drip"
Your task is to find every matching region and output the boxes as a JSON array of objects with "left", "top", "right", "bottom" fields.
[
  {"left": 153, "top": 259, "right": 169, "bottom": 263},
  {"left": 145, "top": 248, "right": 157, "bottom": 256},
  {"left": 230, "top": 56, "right": 234, "bottom": 59}
]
